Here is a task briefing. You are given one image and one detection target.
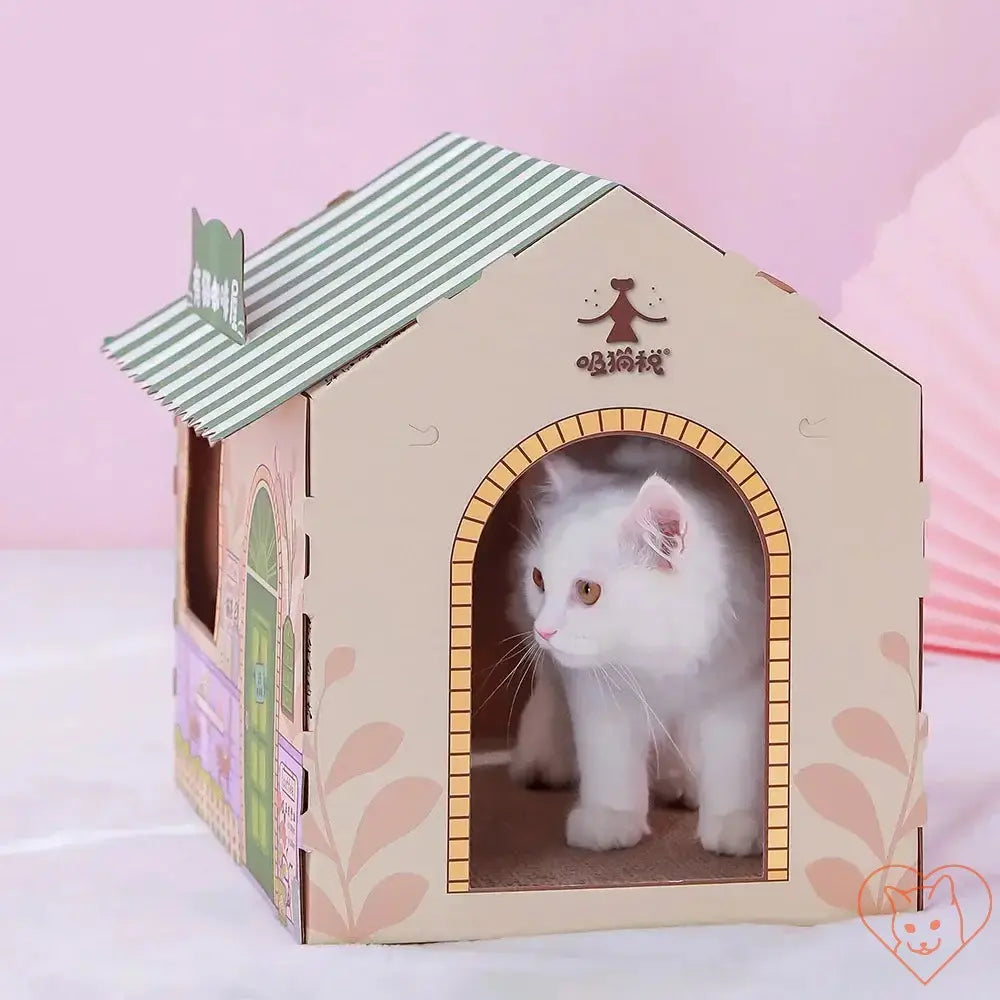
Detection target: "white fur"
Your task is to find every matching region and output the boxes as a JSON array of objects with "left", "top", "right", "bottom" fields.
[{"left": 508, "top": 436, "right": 766, "bottom": 857}]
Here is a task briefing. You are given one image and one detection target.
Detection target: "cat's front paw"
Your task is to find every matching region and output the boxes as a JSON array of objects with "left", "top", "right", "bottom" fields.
[
  {"left": 697, "top": 809, "right": 762, "bottom": 857},
  {"left": 566, "top": 804, "right": 650, "bottom": 851}
]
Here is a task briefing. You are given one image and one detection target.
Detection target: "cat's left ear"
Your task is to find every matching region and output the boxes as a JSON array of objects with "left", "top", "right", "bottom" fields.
[{"left": 624, "top": 474, "right": 687, "bottom": 568}]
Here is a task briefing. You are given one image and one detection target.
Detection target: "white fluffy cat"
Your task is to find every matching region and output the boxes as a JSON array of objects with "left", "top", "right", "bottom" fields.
[{"left": 507, "top": 437, "right": 767, "bottom": 857}]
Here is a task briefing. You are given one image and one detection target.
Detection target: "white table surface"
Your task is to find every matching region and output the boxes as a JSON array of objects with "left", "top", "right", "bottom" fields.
[{"left": 2, "top": 550, "right": 997, "bottom": 999}]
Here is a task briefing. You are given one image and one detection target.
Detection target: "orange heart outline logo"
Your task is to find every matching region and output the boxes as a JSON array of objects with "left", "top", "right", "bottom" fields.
[{"left": 857, "top": 864, "right": 993, "bottom": 985}]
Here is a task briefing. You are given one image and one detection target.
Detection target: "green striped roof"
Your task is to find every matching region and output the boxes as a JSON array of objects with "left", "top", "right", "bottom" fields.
[{"left": 102, "top": 132, "right": 618, "bottom": 443}]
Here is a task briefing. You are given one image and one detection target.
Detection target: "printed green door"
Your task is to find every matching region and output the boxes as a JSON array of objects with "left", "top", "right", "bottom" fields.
[{"left": 243, "top": 487, "right": 279, "bottom": 897}]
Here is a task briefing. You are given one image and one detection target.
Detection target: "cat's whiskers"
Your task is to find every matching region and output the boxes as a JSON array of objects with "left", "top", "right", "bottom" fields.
[
  {"left": 477, "top": 631, "right": 535, "bottom": 691},
  {"left": 492, "top": 631, "right": 536, "bottom": 668},
  {"left": 475, "top": 640, "right": 538, "bottom": 717},
  {"left": 506, "top": 644, "right": 543, "bottom": 743},
  {"left": 593, "top": 665, "right": 623, "bottom": 713},
  {"left": 608, "top": 661, "right": 694, "bottom": 779},
  {"left": 591, "top": 666, "right": 612, "bottom": 709},
  {"left": 608, "top": 661, "right": 663, "bottom": 775},
  {"left": 511, "top": 523, "right": 536, "bottom": 548},
  {"left": 523, "top": 497, "right": 543, "bottom": 533},
  {"left": 498, "top": 629, "right": 535, "bottom": 646}
]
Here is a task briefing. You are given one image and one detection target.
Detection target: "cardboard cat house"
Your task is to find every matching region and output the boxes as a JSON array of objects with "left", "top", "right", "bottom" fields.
[{"left": 101, "top": 132, "right": 928, "bottom": 944}]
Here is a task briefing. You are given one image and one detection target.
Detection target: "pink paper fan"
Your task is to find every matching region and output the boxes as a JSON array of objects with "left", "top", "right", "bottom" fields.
[{"left": 838, "top": 114, "right": 1000, "bottom": 661}]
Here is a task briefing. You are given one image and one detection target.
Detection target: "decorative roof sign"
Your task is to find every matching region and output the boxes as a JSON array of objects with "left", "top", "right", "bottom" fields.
[{"left": 189, "top": 209, "right": 247, "bottom": 344}]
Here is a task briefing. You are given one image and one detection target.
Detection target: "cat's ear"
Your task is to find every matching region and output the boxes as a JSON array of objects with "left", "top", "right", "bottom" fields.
[
  {"left": 624, "top": 474, "right": 687, "bottom": 569},
  {"left": 538, "top": 452, "right": 586, "bottom": 499},
  {"left": 884, "top": 885, "right": 911, "bottom": 914},
  {"left": 925, "top": 874, "right": 958, "bottom": 907}
]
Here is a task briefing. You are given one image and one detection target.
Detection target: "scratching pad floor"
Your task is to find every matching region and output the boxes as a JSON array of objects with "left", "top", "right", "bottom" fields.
[{"left": 469, "top": 763, "right": 763, "bottom": 890}]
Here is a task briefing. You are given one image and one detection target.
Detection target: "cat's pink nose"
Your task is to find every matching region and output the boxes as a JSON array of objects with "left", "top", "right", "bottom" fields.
[{"left": 535, "top": 627, "right": 558, "bottom": 641}]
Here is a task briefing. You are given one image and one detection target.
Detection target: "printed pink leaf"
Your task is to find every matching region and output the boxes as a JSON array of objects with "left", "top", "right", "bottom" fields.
[
  {"left": 879, "top": 631, "right": 910, "bottom": 670},
  {"left": 794, "top": 763, "right": 885, "bottom": 862},
  {"left": 352, "top": 873, "right": 429, "bottom": 941},
  {"left": 325, "top": 722, "right": 404, "bottom": 793},
  {"left": 325, "top": 647, "right": 356, "bottom": 688},
  {"left": 805, "top": 857, "right": 874, "bottom": 913},
  {"left": 300, "top": 811, "right": 330, "bottom": 853},
  {"left": 307, "top": 884, "right": 351, "bottom": 941},
  {"left": 899, "top": 793, "right": 927, "bottom": 838},
  {"left": 833, "top": 708, "right": 909, "bottom": 775},
  {"left": 346, "top": 776, "right": 442, "bottom": 881}
]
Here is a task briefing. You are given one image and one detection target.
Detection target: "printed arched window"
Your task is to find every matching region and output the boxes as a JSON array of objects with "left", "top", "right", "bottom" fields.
[{"left": 280, "top": 616, "right": 295, "bottom": 719}]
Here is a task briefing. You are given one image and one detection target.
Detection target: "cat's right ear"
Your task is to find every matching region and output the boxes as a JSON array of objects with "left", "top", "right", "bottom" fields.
[{"left": 625, "top": 474, "right": 688, "bottom": 569}]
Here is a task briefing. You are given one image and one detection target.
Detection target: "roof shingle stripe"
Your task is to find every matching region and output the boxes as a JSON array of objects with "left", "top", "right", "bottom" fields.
[
  {"left": 191, "top": 174, "right": 611, "bottom": 437},
  {"left": 103, "top": 299, "right": 190, "bottom": 354},
  {"left": 114, "top": 315, "right": 211, "bottom": 371},
  {"left": 174, "top": 164, "right": 575, "bottom": 422},
  {"left": 140, "top": 339, "right": 237, "bottom": 395}
]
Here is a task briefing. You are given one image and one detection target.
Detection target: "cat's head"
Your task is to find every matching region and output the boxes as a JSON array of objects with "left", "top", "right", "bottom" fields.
[
  {"left": 517, "top": 451, "right": 707, "bottom": 673},
  {"left": 885, "top": 876, "right": 964, "bottom": 956}
]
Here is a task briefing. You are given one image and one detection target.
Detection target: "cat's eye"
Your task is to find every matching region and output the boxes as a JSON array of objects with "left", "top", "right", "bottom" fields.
[
  {"left": 531, "top": 567, "right": 544, "bottom": 591},
  {"left": 575, "top": 579, "right": 602, "bottom": 606},
  {"left": 930, "top": 919, "right": 941, "bottom": 931},
  {"left": 904, "top": 923, "right": 916, "bottom": 934}
]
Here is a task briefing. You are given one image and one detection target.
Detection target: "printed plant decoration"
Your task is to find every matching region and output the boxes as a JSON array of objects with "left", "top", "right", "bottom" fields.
[
  {"left": 794, "top": 632, "right": 927, "bottom": 914},
  {"left": 301, "top": 647, "right": 442, "bottom": 942}
]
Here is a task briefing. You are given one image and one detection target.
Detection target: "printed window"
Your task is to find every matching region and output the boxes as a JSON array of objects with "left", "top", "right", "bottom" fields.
[{"left": 281, "top": 617, "right": 295, "bottom": 719}]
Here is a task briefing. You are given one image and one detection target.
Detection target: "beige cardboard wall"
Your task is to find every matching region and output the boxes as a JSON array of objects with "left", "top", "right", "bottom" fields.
[{"left": 301, "top": 188, "right": 925, "bottom": 943}]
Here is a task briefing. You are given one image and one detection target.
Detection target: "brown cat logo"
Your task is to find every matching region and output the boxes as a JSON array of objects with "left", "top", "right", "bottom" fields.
[
  {"left": 575, "top": 277, "right": 670, "bottom": 378},
  {"left": 577, "top": 277, "right": 667, "bottom": 343}
]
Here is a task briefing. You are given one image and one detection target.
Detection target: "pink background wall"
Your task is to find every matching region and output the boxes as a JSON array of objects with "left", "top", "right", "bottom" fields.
[{"left": 3, "top": 0, "right": 999, "bottom": 548}]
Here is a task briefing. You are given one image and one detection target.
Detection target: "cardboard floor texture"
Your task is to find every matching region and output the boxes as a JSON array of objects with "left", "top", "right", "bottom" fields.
[{"left": 469, "top": 756, "right": 761, "bottom": 890}]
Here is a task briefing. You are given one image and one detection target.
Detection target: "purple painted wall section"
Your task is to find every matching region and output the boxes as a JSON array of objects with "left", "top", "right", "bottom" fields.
[
  {"left": 175, "top": 628, "right": 241, "bottom": 819},
  {"left": 277, "top": 734, "right": 304, "bottom": 942}
]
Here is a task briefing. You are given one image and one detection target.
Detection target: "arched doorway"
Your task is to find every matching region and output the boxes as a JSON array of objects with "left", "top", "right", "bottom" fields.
[
  {"left": 244, "top": 484, "right": 279, "bottom": 897},
  {"left": 446, "top": 408, "right": 791, "bottom": 894}
]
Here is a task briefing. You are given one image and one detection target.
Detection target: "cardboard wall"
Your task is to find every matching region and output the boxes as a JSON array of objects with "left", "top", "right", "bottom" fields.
[{"left": 300, "top": 188, "right": 926, "bottom": 943}]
